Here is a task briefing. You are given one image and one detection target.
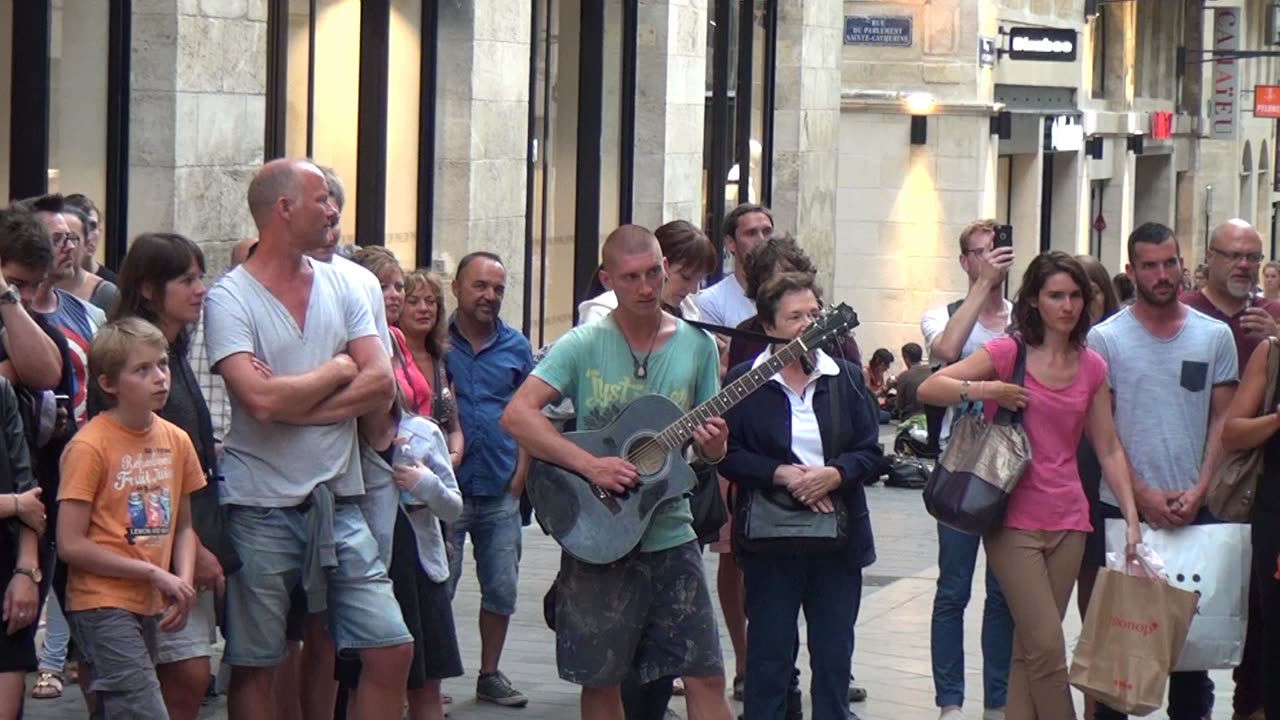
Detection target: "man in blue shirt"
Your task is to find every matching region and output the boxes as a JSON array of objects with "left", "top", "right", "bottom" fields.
[{"left": 447, "top": 251, "right": 533, "bottom": 708}]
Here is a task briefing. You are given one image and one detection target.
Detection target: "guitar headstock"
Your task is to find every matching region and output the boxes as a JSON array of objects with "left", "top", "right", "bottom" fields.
[{"left": 801, "top": 303, "right": 859, "bottom": 351}]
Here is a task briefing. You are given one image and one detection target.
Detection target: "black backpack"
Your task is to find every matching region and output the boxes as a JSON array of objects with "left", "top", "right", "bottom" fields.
[{"left": 884, "top": 456, "right": 930, "bottom": 489}]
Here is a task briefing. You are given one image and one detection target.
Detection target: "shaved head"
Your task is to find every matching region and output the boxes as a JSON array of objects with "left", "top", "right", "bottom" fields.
[
  {"left": 601, "top": 224, "right": 660, "bottom": 270},
  {"left": 1209, "top": 218, "right": 1260, "bottom": 247},
  {"left": 247, "top": 159, "right": 320, "bottom": 227}
]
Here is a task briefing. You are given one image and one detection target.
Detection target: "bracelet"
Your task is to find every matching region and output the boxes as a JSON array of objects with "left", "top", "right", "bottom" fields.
[{"left": 960, "top": 380, "right": 971, "bottom": 403}]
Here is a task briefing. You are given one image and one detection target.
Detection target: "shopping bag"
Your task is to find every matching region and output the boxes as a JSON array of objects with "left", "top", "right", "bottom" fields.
[
  {"left": 1105, "top": 520, "right": 1252, "bottom": 671},
  {"left": 1069, "top": 547, "right": 1199, "bottom": 716}
]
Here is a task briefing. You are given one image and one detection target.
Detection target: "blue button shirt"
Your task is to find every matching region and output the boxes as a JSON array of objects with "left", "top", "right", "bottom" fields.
[{"left": 448, "top": 316, "right": 534, "bottom": 497}]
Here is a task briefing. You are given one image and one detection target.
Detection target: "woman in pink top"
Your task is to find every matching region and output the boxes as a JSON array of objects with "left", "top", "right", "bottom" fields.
[{"left": 919, "top": 252, "right": 1142, "bottom": 720}]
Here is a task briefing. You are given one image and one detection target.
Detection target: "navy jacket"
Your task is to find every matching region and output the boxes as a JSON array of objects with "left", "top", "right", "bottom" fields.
[{"left": 720, "top": 357, "right": 880, "bottom": 569}]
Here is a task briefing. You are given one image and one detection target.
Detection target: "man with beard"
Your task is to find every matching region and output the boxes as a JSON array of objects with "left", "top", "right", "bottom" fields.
[
  {"left": 445, "top": 252, "right": 533, "bottom": 708},
  {"left": 1180, "top": 219, "right": 1276, "bottom": 720},
  {"left": 1087, "top": 222, "right": 1238, "bottom": 720}
]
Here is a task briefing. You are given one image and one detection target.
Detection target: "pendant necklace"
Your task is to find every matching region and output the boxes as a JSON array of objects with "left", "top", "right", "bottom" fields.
[{"left": 623, "top": 317, "right": 661, "bottom": 380}]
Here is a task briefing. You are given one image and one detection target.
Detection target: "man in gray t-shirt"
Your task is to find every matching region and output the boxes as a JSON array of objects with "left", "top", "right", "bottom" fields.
[
  {"left": 1086, "top": 222, "right": 1236, "bottom": 720},
  {"left": 205, "top": 159, "right": 411, "bottom": 719}
]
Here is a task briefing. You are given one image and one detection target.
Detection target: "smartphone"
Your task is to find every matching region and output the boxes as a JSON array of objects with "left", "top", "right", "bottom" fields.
[
  {"left": 54, "top": 394, "right": 70, "bottom": 414},
  {"left": 994, "top": 224, "right": 1014, "bottom": 249}
]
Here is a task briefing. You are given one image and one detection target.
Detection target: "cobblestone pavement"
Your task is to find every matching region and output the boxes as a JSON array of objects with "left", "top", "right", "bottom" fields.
[{"left": 23, "top": 433, "right": 1241, "bottom": 719}]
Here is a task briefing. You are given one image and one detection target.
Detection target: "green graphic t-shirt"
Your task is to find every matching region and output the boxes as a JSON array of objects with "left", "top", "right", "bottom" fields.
[{"left": 533, "top": 316, "right": 720, "bottom": 552}]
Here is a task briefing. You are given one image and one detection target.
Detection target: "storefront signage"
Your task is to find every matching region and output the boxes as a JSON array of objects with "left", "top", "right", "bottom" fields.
[
  {"left": 1212, "top": 8, "right": 1240, "bottom": 139},
  {"left": 843, "top": 16, "right": 912, "bottom": 47},
  {"left": 1150, "top": 111, "right": 1174, "bottom": 140},
  {"left": 1255, "top": 85, "right": 1280, "bottom": 118},
  {"left": 978, "top": 36, "right": 997, "bottom": 67},
  {"left": 1006, "top": 27, "right": 1077, "bottom": 62},
  {"left": 1047, "top": 116, "right": 1084, "bottom": 152}
]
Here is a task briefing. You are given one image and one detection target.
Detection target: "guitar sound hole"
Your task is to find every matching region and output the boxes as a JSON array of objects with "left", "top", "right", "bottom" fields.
[{"left": 626, "top": 436, "right": 666, "bottom": 476}]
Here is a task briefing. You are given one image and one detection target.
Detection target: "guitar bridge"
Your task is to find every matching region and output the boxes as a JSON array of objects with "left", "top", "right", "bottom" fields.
[{"left": 591, "top": 485, "right": 623, "bottom": 515}]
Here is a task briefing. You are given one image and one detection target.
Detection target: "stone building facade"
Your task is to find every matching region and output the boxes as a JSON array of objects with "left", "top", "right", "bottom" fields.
[
  {"left": 837, "top": 0, "right": 1280, "bottom": 362},
  {"left": 3, "top": 0, "right": 849, "bottom": 349}
]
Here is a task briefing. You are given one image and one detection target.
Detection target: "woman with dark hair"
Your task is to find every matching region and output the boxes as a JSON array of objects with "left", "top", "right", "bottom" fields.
[
  {"left": 1222, "top": 332, "right": 1280, "bottom": 720},
  {"left": 110, "top": 232, "right": 230, "bottom": 720},
  {"left": 1075, "top": 255, "right": 1119, "bottom": 324},
  {"left": 919, "top": 251, "right": 1142, "bottom": 720},
  {"left": 0, "top": 375, "right": 42, "bottom": 720},
  {"left": 865, "top": 349, "right": 895, "bottom": 424},
  {"left": 720, "top": 271, "right": 881, "bottom": 720},
  {"left": 397, "top": 270, "right": 464, "bottom": 467}
]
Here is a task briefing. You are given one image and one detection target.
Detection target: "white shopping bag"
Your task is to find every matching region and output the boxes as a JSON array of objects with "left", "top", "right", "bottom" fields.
[{"left": 1105, "top": 520, "right": 1252, "bottom": 671}]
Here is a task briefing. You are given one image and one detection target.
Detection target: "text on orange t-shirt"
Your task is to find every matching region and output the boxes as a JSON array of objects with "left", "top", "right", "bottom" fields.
[{"left": 58, "top": 412, "right": 206, "bottom": 615}]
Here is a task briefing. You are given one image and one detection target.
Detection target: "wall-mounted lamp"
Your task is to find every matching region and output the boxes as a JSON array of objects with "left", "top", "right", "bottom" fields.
[
  {"left": 1127, "top": 134, "right": 1145, "bottom": 155},
  {"left": 904, "top": 92, "right": 936, "bottom": 115},
  {"left": 910, "top": 116, "right": 928, "bottom": 145},
  {"left": 1086, "top": 136, "right": 1104, "bottom": 160}
]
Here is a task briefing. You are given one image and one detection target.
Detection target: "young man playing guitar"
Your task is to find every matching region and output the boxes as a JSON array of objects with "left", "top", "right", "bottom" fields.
[{"left": 502, "top": 225, "right": 733, "bottom": 720}]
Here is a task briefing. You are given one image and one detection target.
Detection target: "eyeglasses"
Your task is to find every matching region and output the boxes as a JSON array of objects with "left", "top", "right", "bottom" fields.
[
  {"left": 1209, "top": 247, "right": 1264, "bottom": 264},
  {"left": 51, "top": 233, "right": 80, "bottom": 248},
  {"left": 962, "top": 246, "right": 992, "bottom": 257}
]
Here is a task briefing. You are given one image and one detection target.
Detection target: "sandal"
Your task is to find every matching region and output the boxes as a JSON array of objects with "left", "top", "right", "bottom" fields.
[{"left": 30, "top": 672, "right": 63, "bottom": 700}]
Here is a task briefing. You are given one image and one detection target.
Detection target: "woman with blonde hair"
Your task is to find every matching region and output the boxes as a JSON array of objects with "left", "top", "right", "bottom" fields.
[{"left": 396, "top": 269, "right": 464, "bottom": 466}]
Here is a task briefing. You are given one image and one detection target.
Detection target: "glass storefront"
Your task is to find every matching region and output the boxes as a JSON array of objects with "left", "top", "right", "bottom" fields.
[{"left": 0, "top": 1, "right": 11, "bottom": 204}]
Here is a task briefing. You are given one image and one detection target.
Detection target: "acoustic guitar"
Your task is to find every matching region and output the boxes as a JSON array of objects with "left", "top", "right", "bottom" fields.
[{"left": 526, "top": 304, "right": 858, "bottom": 564}]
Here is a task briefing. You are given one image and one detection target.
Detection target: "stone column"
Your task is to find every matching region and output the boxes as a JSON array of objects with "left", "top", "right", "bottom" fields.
[
  {"left": 128, "top": 0, "right": 267, "bottom": 275},
  {"left": 630, "top": 0, "right": 708, "bottom": 229},
  {"left": 433, "top": 0, "right": 531, "bottom": 328},
  {"left": 772, "top": 0, "right": 842, "bottom": 292}
]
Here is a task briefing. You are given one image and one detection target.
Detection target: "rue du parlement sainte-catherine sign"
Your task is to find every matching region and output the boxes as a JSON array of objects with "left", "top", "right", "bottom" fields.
[{"left": 844, "top": 16, "right": 912, "bottom": 47}]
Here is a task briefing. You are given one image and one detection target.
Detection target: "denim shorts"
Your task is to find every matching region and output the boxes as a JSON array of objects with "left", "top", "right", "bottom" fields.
[
  {"left": 222, "top": 502, "right": 412, "bottom": 667},
  {"left": 447, "top": 493, "right": 523, "bottom": 616},
  {"left": 154, "top": 591, "right": 217, "bottom": 665}
]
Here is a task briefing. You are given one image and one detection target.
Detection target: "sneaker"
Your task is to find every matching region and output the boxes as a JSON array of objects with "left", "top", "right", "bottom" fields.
[
  {"left": 732, "top": 675, "right": 743, "bottom": 701},
  {"left": 476, "top": 671, "right": 528, "bottom": 708},
  {"left": 982, "top": 709, "right": 1005, "bottom": 720},
  {"left": 940, "top": 709, "right": 965, "bottom": 720}
]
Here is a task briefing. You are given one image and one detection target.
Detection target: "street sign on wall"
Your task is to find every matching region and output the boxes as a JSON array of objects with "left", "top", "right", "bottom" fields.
[
  {"left": 843, "top": 16, "right": 912, "bottom": 47},
  {"left": 1256, "top": 85, "right": 1280, "bottom": 118},
  {"left": 1212, "top": 8, "right": 1240, "bottom": 139}
]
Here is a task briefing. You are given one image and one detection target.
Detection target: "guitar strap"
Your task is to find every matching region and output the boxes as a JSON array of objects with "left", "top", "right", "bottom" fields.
[{"left": 681, "top": 318, "right": 790, "bottom": 345}]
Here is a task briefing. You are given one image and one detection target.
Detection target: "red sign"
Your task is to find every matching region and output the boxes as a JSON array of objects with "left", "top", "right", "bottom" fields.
[
  {"left": 1150, "top": 111, "right": 1174, "bottom": 140},
  {"left": 1256, "top": 85, "right": 1280, "bottom": 118}
]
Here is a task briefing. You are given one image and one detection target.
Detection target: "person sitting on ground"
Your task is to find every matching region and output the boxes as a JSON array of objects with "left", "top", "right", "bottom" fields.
[{"left": 894, "top": 342, "right": 930, "bottom": 421}]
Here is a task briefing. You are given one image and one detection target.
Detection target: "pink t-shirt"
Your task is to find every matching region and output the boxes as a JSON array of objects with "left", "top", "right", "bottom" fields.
[{"left": 982, "top": 336, "right": 1107, "bottom": 533}]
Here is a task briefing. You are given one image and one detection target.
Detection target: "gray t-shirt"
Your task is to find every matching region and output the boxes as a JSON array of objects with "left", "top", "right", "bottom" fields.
[
  {"left": 1088, "top": 306, "right": 1238, "bottom": 506},
  {"left": 205, "top": 260, "right": 378, "bottom": 506}
]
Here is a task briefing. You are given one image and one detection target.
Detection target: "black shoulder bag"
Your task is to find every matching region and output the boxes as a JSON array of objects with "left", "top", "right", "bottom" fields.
[{"left": 736, "top": 372, "right": 850, "bottom": 554}]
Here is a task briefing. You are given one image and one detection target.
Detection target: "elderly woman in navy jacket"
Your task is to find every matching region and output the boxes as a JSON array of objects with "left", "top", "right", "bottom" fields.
[{"left": 720, "top": 272, "right": 881, "bottom": 720}]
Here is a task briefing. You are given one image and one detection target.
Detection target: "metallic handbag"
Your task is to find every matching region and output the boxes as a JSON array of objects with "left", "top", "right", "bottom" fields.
[
  {"left": 1208, "top": 336, "right": 1278, "bottom": 522},
  {"left": 923, "top": 341, "right": 1032, "bottom": 536}
]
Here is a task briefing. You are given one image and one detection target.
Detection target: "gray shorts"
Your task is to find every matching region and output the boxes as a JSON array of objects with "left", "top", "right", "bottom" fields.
[
  {"left": 66, "top": 608, "right": 168, "bottom": 720},
  {"left": 555, "top": 541, "right": 723, "bottom": 688},
  {"left": 154, "top": 591, "right": 217, "bottom": 665}
]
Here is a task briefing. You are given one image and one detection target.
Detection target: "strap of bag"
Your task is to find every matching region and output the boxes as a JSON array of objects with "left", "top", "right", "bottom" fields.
[
  {"left": 993, "top": 339, "right": 1027, "bottom": 427},
  {"left": 1263, "top": 337, "right": 1280, "bottom": 414}
]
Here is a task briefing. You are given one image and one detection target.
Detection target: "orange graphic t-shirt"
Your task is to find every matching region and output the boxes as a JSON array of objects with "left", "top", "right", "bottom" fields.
[{"left": 59, "top": 412, "right": 206, "bottom": 615}]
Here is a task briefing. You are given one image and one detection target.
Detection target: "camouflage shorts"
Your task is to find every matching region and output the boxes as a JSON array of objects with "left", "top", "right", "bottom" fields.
[{"left": 555, "top": 541, "right": 724, "bottom": 688}]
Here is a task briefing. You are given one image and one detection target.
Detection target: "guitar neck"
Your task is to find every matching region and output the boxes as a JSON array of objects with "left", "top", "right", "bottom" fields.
[{"left": 654, "top": 336, "right": 814, "bottom": 451}]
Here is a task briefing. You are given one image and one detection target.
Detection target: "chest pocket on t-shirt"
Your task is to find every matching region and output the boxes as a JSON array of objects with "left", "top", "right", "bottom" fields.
[{"left": 1180, "top": 360, "right": 1209, "bottom": 393}]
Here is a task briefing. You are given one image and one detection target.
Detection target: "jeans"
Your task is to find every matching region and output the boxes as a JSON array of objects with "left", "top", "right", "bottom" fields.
[
  {"left": 931, "top": 523, "right": 1012, "bottom": 709},
  {"left": 1092, "top": 504, "right": 1216, "bottom": 720},
  {"left": 37, "top": 592, "right": 71, "bottom": 674},
  {"left": 448, "top": 494, "right": 523, "bottom": 616},
  {"left": 742, "top": 550, "right": 862, "bottom": 720}
]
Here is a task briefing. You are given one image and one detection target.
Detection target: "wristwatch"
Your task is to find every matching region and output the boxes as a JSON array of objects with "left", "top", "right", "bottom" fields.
[
  {"left": 13, "top": 567, "right": 41, "bottom": 584},
  {"left": 0, "top": 286, "right": 19, "bottom": 306}
]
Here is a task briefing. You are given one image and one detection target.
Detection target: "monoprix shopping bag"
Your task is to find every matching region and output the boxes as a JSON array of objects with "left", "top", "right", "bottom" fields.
[
  {"left": 1105, "top": 520, "right": 1252, "bottom": 671},
  {"left": 1069, "top": 547, "right": 1199, "bottom": 716}
]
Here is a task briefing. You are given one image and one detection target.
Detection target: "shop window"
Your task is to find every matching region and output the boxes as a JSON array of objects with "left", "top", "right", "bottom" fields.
[{"left": 48, "top": 0, "right": 109, "bottom": 214}]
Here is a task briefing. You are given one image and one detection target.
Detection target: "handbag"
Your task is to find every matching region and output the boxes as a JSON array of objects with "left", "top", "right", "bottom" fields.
[
  {"left": 922, "top": 340, "right": 1032, "bottom": 536},
  {"left": 688, "top": 461, "right": 728, "bottom": 544},
  {"left": 1208, "top": 336, "right": 1278, "bottom": 522},
  {"left": 737, "top": 371, "right": 850, "bottom": 554}
]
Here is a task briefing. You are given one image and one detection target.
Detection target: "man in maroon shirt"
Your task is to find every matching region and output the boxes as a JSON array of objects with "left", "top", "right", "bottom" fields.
[{"left": 1181, "top": 217, "right": 1277, "bottom": 720}]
